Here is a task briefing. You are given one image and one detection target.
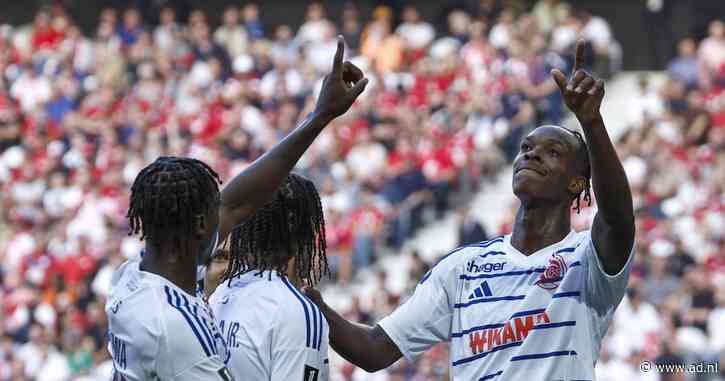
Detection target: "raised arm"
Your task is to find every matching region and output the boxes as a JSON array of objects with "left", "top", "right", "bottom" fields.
[
  {"left": 551, "top": 40, "right": 635, "bottom": 274},
  {"left": 302, "top": 287, "right": 402, "bottom": 372},
  {"left": 218, "top": 36, "right": 368, "bottom": 240}
]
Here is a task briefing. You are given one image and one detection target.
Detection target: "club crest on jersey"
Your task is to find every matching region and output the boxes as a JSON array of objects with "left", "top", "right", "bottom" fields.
[{"left": 535, "top": 254, "right": 567, "bottom": 290}]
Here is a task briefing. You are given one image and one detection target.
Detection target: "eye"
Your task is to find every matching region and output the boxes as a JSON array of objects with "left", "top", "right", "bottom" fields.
[
  {"left": 550, "top": 149, "right": 560, "bottom": 158},
  {"left": 520, "top": 143, "right": 531, "bottom": 152}
]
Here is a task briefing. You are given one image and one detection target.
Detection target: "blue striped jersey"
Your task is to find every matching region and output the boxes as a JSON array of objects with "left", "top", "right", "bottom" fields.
[
  {"left": 105, "top": 258, "right": 233, "bottom": 380},
  {"left": 209, "top": 271, "right": 329, "bottom": 381},
  {"left": 378, "top": 230, "right": 634, "bottom": 381}
]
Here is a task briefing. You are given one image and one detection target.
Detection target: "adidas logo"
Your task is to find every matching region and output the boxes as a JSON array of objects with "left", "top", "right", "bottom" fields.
[{"left": 468, "top": 281, "right": 493, "bottom": 299}]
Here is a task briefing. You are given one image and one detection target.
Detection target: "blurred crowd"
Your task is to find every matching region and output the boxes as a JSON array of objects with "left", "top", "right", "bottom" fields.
[{"left": 0, "top": 0, "right": 719, "bottom": 380}]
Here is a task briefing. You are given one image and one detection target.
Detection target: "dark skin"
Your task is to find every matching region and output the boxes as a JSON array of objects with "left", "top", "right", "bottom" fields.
[
  {"left": 140, "top": 36, "right": 368, "bottom": 295},
  {"left": 302, "top": 39, "right": 635, "bottom": 371}
]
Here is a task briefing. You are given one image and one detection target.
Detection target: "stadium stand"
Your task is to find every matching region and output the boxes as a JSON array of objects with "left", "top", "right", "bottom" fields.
[{"left": 0, "top": 1, "right": 722, "bottom": 380}]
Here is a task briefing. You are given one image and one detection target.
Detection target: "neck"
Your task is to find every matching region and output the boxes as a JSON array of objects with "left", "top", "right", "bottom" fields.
[
  {"left": 140, "top": 242, "right": 198, "bottom": 295},
  {"left": 286, "top": 257, "right": 303, "bottom": 288},
  {"left": 510, "top": 200, "right": 572, "bottom": 256}
]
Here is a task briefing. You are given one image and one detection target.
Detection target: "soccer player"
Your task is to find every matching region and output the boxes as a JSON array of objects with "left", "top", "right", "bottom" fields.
[
  {"left": 208, "top": 173, "right": 331, "bottom": 381},
  {"left": 303, "top": 40, "right": 635, "bottom": 380},
  {"left": 106, "top": 36, "right": 367, "bottom": 380}
]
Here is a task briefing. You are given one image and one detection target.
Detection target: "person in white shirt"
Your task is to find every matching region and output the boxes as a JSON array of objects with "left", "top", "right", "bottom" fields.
[
  {"left": 106, "top": 36, "right": 368, "bottom": 380},
  {"left": 396, "top": 6, "right": 435, "bottom": 51},
  {"left": 304, "top": 40, "right": 636, "bottom": 380},
  {"left": 209, "top": 173, "right": 330, "bottom": 381}
]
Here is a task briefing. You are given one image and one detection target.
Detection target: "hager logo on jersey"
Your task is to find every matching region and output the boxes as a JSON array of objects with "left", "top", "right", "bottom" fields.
[{"left": 466, "top": 260, "right": 506, "bottom": 274}]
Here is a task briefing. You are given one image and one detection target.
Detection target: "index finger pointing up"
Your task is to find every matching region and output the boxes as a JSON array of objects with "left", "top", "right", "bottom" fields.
[
  {"left": 573, "top": 39, "right": 585, "bottom": 72},
  {"left": 332, "top": 35, "right": 345, "bottom": 76}
]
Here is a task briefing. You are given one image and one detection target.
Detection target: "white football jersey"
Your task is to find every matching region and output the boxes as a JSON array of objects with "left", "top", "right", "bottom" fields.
[
  {"left": 105, "top": 257, "right": 233, "bottom": 380},
  {"left": 378, "top": 230, "right": 633, "bottom": 381},
  {"left": 209, "top": 271, "right": 329, "bottom": 381}
]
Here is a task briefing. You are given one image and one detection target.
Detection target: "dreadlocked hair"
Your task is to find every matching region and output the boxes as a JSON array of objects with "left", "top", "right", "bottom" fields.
[
  {"left": 127, "top": 156, "right": 222, "bottom": 245},
  {"left": 225, "top": 173, "right": 328, "bottom": 287},
  {"left": 564, "top": 128, "right": 592, "bottom": 214}
]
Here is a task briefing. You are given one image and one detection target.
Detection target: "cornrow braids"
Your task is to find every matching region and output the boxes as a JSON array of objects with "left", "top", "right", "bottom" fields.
[
  {"left": 225, "top": 173, "right": 328, "bottom": 287},
  {"left": 127, "top": 156, "right": 222, "bottom": 245},
  {"left": 563, "top": 128, "right": 592, "bottom": 214}
]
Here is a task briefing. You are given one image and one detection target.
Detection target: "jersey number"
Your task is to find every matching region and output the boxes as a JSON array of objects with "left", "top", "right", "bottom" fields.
[{"left": 303, "top": 365, "right": 319, "bottom": 381}]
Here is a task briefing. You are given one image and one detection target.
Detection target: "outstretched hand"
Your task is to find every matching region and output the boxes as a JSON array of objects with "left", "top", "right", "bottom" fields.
[
  {"left": 314, "top": 36, "right": 369, "bottom": 121},
  {"left": 551, "top": 39, "right": 604, "bottom": 124}
]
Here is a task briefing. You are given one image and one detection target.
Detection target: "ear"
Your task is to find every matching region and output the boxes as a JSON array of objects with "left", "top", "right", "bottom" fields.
[{"left": 568, "top": 176, "right": 586, "bottom": 197}]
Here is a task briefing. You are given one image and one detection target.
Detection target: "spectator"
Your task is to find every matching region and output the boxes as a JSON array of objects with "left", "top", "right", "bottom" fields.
[
  {"left": 116, "top": 7, "right": 144, "bottom": 48},
  {"left": 152, "top": 6, "right": 180, "bottom": 53},
  {"left": 341, "top": 3, "right": 363, "bottom": 53},
  {"left": 242, "top": 3, "right": 264, "bottom": 40},
  {"left": 270, "top": 25, "right": 298, "bottom": 64},
  {"left": 457, "top": 207, "right": 488, "bottom": 246},
  {"left": 361, "top": 6, "right": 403, "bottom": 73},
  {"left": 214, "top": 6, "right": 250, "bottom": 60},
  {"left": 532, "top": 0, "right": 571, "bottom": 34},
  {"left": 489, "top": 8, "right": 515, "bottom": 49},
  {"left": 641, "top": 246, "right": 680, "bottom": 306},
  {"left": 698, "top": 20, "right": 725, "bottom": 77},
  {"left": 396, "top": 6, "right": 435, "bottom": 64},
  {"left": 668, "top": 38, "right": 700, "bottom": 89},
  {"left": 297, "top": 2, "right": 335, "bottom": 45}
]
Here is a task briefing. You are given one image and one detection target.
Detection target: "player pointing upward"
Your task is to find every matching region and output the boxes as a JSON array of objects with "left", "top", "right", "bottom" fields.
[
  {"left": 304, "top": 40, "right": 635, "bottom": 380},
  {"left": 106, "top": 36, "right": 367, "bottom": 381},
  {"left": 208, "top": 39, "right": 365, "bottom": 381}
]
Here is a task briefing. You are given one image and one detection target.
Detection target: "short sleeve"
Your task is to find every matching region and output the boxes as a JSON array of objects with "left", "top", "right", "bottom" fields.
[
  {"left": 583, "top": 231, "right": 634, "bottom": 314},
  {"left": 106, "top": 291, "right": 161, "bottom": 380},
  {"left": 270, "top": 298, "right": 328, "bottom": 381},
  {"left": 158, "top": 293, "right": 229, "bottom": 379},
  {"left": 377, "top": 259, "right": 455, "bottom": 361}
]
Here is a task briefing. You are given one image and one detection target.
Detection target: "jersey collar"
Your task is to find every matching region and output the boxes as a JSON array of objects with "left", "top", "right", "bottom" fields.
[{"left": 503, "top": 229, "right": 577, "bottom": 262}]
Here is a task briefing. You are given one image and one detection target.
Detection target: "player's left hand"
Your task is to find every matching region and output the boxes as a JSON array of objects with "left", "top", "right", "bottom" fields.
[
  {"left": 314, "top": 35, "right": 369, "bottom": 121},
  {"left": 551, "top": 39, "right": 604, "bottom": 125}
]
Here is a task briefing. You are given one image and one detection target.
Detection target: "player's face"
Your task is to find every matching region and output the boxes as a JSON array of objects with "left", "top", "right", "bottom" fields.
[
  {"left": 205, "top": 238, "right": 230, "bottom": 295},
  {"left": 512, "top": 126, "right": 580, "bottom": 205}
]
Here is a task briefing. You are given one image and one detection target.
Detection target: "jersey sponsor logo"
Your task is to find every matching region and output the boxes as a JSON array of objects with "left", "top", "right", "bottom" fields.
[
  {"left": 467, "top": 261, "right": 505, "bottom": 274},
  {"left": 468, "top": 311, "right": 550, "bottom": 355},
  {"left": 534, "top": 254, "right": 568, "bottom": 290},
  {"left": 303, "top": 365, "right": 319, "bottom": 381}
]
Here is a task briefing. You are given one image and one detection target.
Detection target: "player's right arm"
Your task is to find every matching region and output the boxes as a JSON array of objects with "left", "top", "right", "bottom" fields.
[
  {"left": 303, "top": 256, "right": 456, "bottom": 372},
  {"left": 303, "top": 288, "right": 402, "bottom": 372},
  {"left": 217, "top": 36, "right": 368, "bottom": 241}
]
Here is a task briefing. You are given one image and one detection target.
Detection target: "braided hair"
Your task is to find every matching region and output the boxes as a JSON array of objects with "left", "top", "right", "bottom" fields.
[
  {"left": 562, "top": 128, "right": 592, "bottom": 214},
  {"left": 225, "top": 173, "right": 328, "bottom": 287},
  {"left": 127, "top": 156, "right": 222, "bottom": 246}
]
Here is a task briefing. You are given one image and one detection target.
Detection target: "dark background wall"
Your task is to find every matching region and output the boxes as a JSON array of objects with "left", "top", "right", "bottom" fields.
[{"left": 0, "top": 0, "right": 723, "bottom": 70}]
